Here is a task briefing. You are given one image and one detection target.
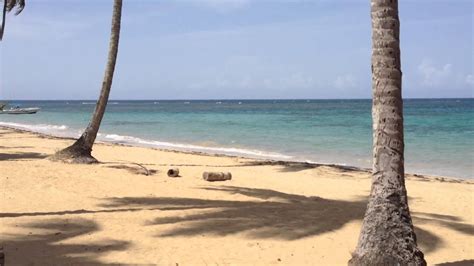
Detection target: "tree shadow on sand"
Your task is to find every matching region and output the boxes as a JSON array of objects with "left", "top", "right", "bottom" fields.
[
  {"left": 411, "top": 212, "right": 474, "bottom": 254},
  {"left": 100, "top": 186, "right": 470, "bottom": 254},
  {"left": 102, "top": 186, "right": 366, "bottom": 240},
  {"left": 150, "top": 160, "right": 369, "bottom": 174},
  {"left": 436, "top": 260, "right": 474, "bottom": 266},
  {"left": 2, "top": 218, "right": 129, "bottom": 265},
  {"left": 0, "top": 146, "right": 34, "bottom": 149},
  {"left": 0, "top": 152, "right": 48, "bottom": 161},
  {"left": 2, "top": 187, "right": 470, "bottom": 263},
  {"left": 239, "top": 160, "right": 369, "bottom": 173},
  {"left": 413, "top": 212, "right": 474, "bottom": 235}
]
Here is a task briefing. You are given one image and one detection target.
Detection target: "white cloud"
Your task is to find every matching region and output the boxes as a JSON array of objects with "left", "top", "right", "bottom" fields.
[
  {"left": 333, "top": 74, "right": 357, "bottom": 89},
  {"left": 466, "top": 74, "right": 474, "bottom": 86},
  {"left": 417, "top": 60, "right": 453, "bottom": 87}
]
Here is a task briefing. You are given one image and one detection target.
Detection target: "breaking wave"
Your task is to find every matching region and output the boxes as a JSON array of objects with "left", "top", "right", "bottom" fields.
[{"left": 103, "top": 133, "right": 293, "bottom": 160}]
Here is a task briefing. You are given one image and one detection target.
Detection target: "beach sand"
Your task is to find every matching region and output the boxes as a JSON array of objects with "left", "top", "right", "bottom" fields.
[{"left": 0, "top": 127, "right": 472, "bottom": 265}]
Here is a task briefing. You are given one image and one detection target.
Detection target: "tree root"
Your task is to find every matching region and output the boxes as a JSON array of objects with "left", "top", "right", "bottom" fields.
[{"left": 50, "top": 137, "right": 98, "bottom": 164}]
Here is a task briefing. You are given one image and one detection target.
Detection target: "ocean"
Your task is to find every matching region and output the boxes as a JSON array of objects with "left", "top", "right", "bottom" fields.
[{"left": 0, "top": 99, "right": 472, "bottom": 178}]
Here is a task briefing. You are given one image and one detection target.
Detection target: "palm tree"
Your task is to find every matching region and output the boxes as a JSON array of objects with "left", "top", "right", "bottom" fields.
[
  {"left": 1, "top": 0, "right": 25, "bottom": 41},
  {"left": 349, "top": 1, "right": 426, "bottom": 265},
  {"left": 53, "top": 0, "right": 122, "bottom": 164},
  {"left": 0, "top": 0, "right": 24, "bottom": 260}
]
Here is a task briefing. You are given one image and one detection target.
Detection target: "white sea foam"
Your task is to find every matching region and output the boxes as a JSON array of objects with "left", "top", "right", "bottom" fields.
[
  {"left": 0, "top": 121, "right": 290, "bottom": 160},
  {"left": 103, "top": 133, "right": 292, "bottom": 160},
  {"left": 0, "top": 121, "right": 68, "bottom": 132},
  {"left": 82, "top": 102, "right": 96, "bottom": 105},
  {"left": 0, "top": 121, "right": 78, "bottom": 139}
]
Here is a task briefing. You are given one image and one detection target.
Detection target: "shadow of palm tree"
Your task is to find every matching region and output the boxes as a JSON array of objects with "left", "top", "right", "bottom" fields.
[
  {"left": 0, "top": 146, "right": 34, "bottom": 149},
  {"left": 413, "top": 212, "right": 463, "bottom": 222},
  {"left": 101, "top": 186, "right": 470, "bottom": 255},
  {"left": 239, "top": 160, "right": 369, "bottom": 173},
  {"left": 2, "top": 186, "right": 468, "bottom": 262},
  {"left": 148, "top": 160, "right": 370, "bottom": 174},
  {"left": 436, "top": 260, "right": 474, "bottom": 266},
  {"left": 0, "top": 152, "right": 48, "bottom": 161},
  {"left": 0, "top": 207, "right": 167, "bottom": 218},
  {"left": 102, "top": 186, "right": 365, "bottom": 240},
  {"left": 413, "top": 213, "right": 474, "bottom": 236},
  {"left": 414, "top": 226, "right": 443, "bottom": 254},
  {"left": 2, "top": 218, "right": 129, "bottom": 265}
]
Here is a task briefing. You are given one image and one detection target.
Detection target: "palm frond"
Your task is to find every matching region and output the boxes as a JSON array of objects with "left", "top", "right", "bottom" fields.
[
  {"left": 6, "top": 0, "right": 25, "bottom": 15},
  {"left": 1, "top": 0, "right": 25, "bottom": 41}
]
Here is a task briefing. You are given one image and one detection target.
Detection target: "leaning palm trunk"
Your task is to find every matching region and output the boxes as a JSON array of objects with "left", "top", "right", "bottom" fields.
[
  {"left": 349, "top": 1, "right": 426, "bottom": 265},
  {"left": 52, "top": 0, "right": 122, "bottom": 164}
]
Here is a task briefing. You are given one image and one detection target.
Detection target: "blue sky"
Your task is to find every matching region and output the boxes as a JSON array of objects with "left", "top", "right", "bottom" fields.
[{"left": 0, "top": 0, "right": 472, "bottom": 100}]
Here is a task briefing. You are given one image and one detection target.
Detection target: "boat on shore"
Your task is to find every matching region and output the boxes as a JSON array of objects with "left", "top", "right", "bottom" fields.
[{"left": 0, "top": 103, "right": 40, "bottom": 114}]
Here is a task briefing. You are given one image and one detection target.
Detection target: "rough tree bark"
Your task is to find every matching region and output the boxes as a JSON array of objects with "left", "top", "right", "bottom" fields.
[
  {"left": 349, "top": 0, "right": 426, "bottom": 265},
  {"left": 52, "top": 0, "right": 122, "bottom": 163}
]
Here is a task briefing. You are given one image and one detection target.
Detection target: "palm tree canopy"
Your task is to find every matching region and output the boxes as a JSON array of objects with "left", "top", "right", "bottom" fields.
[
  {"left": 6, "top": 0, "right": 25, "bottom": 14},
  {"left": 1, "top": 0, "right": 26, "bottom": 41}
]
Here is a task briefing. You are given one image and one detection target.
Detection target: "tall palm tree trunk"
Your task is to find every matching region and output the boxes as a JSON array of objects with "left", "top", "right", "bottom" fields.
[
  {"left": 349, "top": 1, "right": 426, "bottom": 265},
  {"left": 53, "top": 0, "right": 122, "bottom": 164}
]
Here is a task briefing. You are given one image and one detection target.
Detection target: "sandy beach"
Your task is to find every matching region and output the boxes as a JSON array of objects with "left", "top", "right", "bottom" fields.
[{"left": 0, "top": 126, "right": 472, "bottom": 265}]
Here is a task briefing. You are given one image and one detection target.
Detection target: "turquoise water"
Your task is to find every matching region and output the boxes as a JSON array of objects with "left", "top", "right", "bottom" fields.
[{"left": 1, "top": 99, "right": 472, "bottom": 178}]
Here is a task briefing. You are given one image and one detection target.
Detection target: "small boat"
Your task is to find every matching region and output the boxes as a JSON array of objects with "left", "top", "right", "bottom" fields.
[{"left": 0, "top": 103, "right": 40, "bottom": 114}]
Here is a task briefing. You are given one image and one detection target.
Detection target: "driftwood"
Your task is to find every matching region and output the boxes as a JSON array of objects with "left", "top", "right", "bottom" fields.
[
  {"left": 131, "top": 163, "right": 151, "bottom": 176},
  {"left": 203, "top": 172, "right": 232, "bottom": 182},
  {"left": 167, "top": 168, "right": 180, "bottom": 177}
]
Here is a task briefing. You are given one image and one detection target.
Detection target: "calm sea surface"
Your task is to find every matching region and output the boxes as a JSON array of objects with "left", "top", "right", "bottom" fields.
[{"left": 1, "top": 99, "right": 472, "bottom": 178}]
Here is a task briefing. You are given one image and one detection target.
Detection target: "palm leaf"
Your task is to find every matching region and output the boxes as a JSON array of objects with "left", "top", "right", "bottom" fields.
[
  {"left": 6, "top": 0, "right": 25, "bottom": 14},
  {"left": 1, "top": 0, "right": 26, "bottom": 41}
]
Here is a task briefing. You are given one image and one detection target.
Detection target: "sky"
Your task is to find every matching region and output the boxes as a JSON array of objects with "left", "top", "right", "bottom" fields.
[{"left": 0, "top": 0, "right": 472, "bottom": 100}]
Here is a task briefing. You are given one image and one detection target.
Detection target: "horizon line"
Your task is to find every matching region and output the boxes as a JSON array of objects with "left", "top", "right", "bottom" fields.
[{"left": 1, "top": 97, "right": 473, "bottom": 101}]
